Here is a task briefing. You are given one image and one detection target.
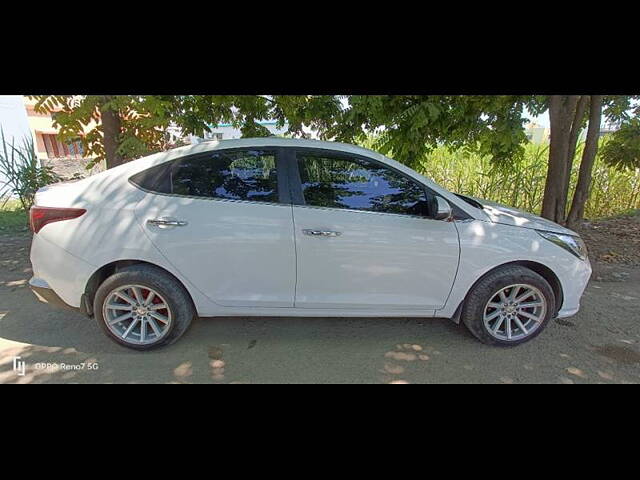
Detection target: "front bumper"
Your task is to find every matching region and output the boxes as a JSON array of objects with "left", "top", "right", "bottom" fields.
[
  {"left": 556, "top": 306, "right": 580, "bottom": 318},
  {"left": 29, "top": 277, "right": 76, "bottom": 311},
  {"left": 555, "top": 257, "right": 592, "bottom": 318}
]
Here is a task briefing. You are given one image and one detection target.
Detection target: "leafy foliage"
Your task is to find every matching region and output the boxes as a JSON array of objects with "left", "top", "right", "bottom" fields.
[
  {"left": 171, "top": 95, "right": 554, "bottom": 171},
  {"left": 0, "top": 129, "right": 59, "bottom": 211},
  {"left": 318, "top": 96, "right": 548, "bottom": 170},
  {"left": 30, "top": 95, "right": 178, "bottom": 168},
  {"left": 167, "top": 95, "right": 343, "bottom": 140},
  {"left": 600, "top": 118, "right": 640, "bottom": 170}
]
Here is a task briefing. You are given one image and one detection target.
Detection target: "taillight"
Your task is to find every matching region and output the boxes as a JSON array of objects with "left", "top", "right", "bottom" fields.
[{"left": 29, "top": 206, "right": 86, "bottom": 234}]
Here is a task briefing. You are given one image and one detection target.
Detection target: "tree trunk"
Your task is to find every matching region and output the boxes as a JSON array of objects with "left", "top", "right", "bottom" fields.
[
  {"left": 541, "top": 95, "right": 580, "bottom": 222},
  {"left": 559, "top": 95, "right": 589, "bottom": 218},
  {"left": 100, "top": 98, "right": 123, "bottom": 169},
  {"left": 566, "top": 95, "right": 603, "bottom": 230}
]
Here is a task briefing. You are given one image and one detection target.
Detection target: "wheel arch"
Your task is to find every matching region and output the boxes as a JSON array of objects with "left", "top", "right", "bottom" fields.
[
  {"left": 449, "top": 260, "right": 564, "bottom": 324},
  {"left": 82, "top": 259, "right": 196, "bottom": 317}
]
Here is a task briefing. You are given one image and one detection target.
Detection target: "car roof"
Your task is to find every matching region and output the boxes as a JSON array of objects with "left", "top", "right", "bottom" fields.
[{"left": 172, "top": 137, "right": 387, "bottom": 161}]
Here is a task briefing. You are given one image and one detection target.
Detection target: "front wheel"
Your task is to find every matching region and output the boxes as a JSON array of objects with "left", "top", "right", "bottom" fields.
[
  {"left": 94, "top": 265, "right": 195, "bottom": 350},
  {"left": 461, "top": 266, "right": 556, "bottom": 346}
]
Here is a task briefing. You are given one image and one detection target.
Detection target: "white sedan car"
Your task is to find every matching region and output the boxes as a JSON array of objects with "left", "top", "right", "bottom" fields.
[{"left": 29, "top": 138, "right": 591, "bottom": 350}]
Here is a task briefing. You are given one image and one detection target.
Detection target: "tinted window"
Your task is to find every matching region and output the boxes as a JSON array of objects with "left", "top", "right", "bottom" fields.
[
  {"left": 297, "top": 153, "right": 435, "bottom": 217},
  {"left": 130, "top": 162, "right": 173, "bottom": 194},
  {"left": 131, "top": 149, "right": 279, "bottom": 203}
]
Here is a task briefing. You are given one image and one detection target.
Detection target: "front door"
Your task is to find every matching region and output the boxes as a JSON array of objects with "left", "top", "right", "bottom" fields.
[{"left": 290, "top": 149, "right": 459, "bottom": 310}]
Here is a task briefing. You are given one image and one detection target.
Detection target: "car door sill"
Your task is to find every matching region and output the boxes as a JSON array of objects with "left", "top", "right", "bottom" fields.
[{"left": 198, "top": 307, "right": 438, "bottom": 317}]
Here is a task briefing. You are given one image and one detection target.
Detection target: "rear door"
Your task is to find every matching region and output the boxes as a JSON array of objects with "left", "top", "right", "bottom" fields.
[
  {"left": 132, "top": 147, "right": 296, "bottom": 308},
  {"left": 290, "top": 148, "right": 460, "bottom": 310}
]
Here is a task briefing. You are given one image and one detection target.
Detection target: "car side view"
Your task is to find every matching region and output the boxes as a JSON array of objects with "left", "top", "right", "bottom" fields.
[{"left": 28, "top": 138, "right": 592, "bottom": 350}]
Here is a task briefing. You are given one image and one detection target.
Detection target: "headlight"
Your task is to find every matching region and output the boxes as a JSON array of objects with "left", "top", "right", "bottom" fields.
[{"left": 537, "top": 230, "right": 588, "bottom": 260}]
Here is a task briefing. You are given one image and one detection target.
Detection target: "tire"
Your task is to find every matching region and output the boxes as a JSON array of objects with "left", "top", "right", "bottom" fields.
[
  {"left": 461, "top": 265, "right": 556, "bottom": 346},
  {"left": 94, "top": 264, "right": 195, "bottom": 350}
]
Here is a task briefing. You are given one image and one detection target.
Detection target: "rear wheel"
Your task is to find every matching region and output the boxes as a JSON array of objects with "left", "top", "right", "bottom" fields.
[
  {"left": 94, "top": 265, "right": 194, "bottom": 350},
  {"left": 461, "top": 266, "right": 555, "bottom": 346}
]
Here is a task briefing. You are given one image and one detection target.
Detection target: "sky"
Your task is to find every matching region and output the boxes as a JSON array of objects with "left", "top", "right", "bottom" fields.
[
  {"left": 525, "top": 110, "right": 550, "bottom": 128},
  {"left": 0, "top": 95, "right": 30, "bottom": 141}
]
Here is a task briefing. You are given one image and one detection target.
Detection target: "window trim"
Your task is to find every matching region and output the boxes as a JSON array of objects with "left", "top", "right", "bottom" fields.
[
  {"left": 129, "top": 147, "right": 291, "bottom": 206},
  {"left": 288, "top": 147, "right": 438, "bottom": 219}
]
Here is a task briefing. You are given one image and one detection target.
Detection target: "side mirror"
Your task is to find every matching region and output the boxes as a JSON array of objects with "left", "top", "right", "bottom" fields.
[{"left": 434, "top": 196, "right": 453, "bottom": 221}]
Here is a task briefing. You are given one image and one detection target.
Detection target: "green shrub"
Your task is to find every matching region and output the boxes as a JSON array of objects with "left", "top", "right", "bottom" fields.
[
  {"left": 0, "top": 129, "right": 60, "bottom": 211},
  {"left": 0, "top": 199, "right": 28, "bottom": 233}
]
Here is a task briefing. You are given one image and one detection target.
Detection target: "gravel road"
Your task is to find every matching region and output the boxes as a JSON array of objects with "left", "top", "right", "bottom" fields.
[{"left": 1, "top": 232, "right": 639, "bottom": 384}]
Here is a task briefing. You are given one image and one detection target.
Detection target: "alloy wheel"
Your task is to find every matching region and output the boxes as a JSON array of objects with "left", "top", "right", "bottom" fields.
[
  {"left": 483, "top": 284, "right": 547, "bottom": 342},
  {"left": 102, "top": 285, "right": 172, "bottom": 346}
]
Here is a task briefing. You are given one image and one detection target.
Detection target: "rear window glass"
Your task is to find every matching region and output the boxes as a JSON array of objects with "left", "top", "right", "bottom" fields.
[
  {"left": 130, "top": 149, "right": 279, "bottom": 203},
  {"left": 130, "top": 162, "right": 173, "bottom": 194}
]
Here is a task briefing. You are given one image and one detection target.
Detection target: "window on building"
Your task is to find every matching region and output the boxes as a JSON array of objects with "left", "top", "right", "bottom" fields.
[
  {"left": 202, "top": 131, "right": 224, "bottom": 141},
  {"left": 41, "top": 134, "right": 84, "bottom": 159}
]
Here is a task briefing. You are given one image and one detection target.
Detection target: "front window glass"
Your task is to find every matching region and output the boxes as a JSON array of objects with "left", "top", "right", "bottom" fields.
[{"left": 297, "top": 153, "right": 433, "bottom": 216}]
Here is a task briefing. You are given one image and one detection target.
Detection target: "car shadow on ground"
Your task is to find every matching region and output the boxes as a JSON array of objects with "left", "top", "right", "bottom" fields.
[{"left": 0, "top": 290, "right": 484, "bottom": 384}]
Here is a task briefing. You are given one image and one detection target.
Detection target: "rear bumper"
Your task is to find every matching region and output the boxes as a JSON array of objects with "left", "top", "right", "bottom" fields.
[
  {"left": 29, "top": 277, "right": 77, "bottom": 311},
  {"left": 30, "top": 233, "right": 95, "bottom": 309}
]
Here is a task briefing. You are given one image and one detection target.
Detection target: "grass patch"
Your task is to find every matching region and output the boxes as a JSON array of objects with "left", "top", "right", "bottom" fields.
[
  {"left": 0, "top": 199, "right": 28, "bottom": 234},
  {"left": 595, "top": 208, "right": 640, "bottom": 221},
  {"left": 356, "top": 137, "right": 640, "bottom": 219}
]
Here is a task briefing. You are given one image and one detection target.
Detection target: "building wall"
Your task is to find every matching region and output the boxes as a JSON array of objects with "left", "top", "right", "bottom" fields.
[
  {"left": 21, "top": 97, "right": 104, "bottom": 179},
  {"left": 22, "top": 96, "right": 98, "bottom": 161},
  {"left": 525, "top": 123, "right": 550, "bottom": 144},
  {"left": 0, "top": 95, "right": 31, "bottom": 142}
]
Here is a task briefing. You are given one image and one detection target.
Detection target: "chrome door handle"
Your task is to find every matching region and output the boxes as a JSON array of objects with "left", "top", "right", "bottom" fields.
[
  {"left": 303, "top": 229, "right": 342, "bottom": 237},
  {"left": 147, "top": 218, "right": 188, "bottom": 228}
]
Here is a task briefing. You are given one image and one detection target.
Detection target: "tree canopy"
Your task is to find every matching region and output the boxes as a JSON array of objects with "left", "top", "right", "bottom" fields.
[
  {"left": 601, "top": 118, "right": 640, "bottom": 171},
  {"left": 168, "top": 95, "right": 549, "bottom": 170},
  {"left": 31, "top": 95, "right": 179, "bottom": 168}
]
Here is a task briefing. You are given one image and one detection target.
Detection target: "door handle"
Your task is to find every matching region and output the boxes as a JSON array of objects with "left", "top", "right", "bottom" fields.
[
  {"left": 147, "top": 218, "right": 188, "bottom": 228},
  {"left": 303, "top": 229, "right": 342, "bottom": 237}
]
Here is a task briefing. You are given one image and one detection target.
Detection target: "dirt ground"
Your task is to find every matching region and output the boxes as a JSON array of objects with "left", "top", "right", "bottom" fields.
[{"left": 1, "top": 215, "right": 639, "bottom": 384}]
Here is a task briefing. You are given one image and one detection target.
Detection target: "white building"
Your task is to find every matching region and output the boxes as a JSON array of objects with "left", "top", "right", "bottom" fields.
[
  {"left": 0, "top": 96, "right": 30, "bottom": 142},
  {"left": 524, "top": 122, "right": 550, "bottom": 144}
]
